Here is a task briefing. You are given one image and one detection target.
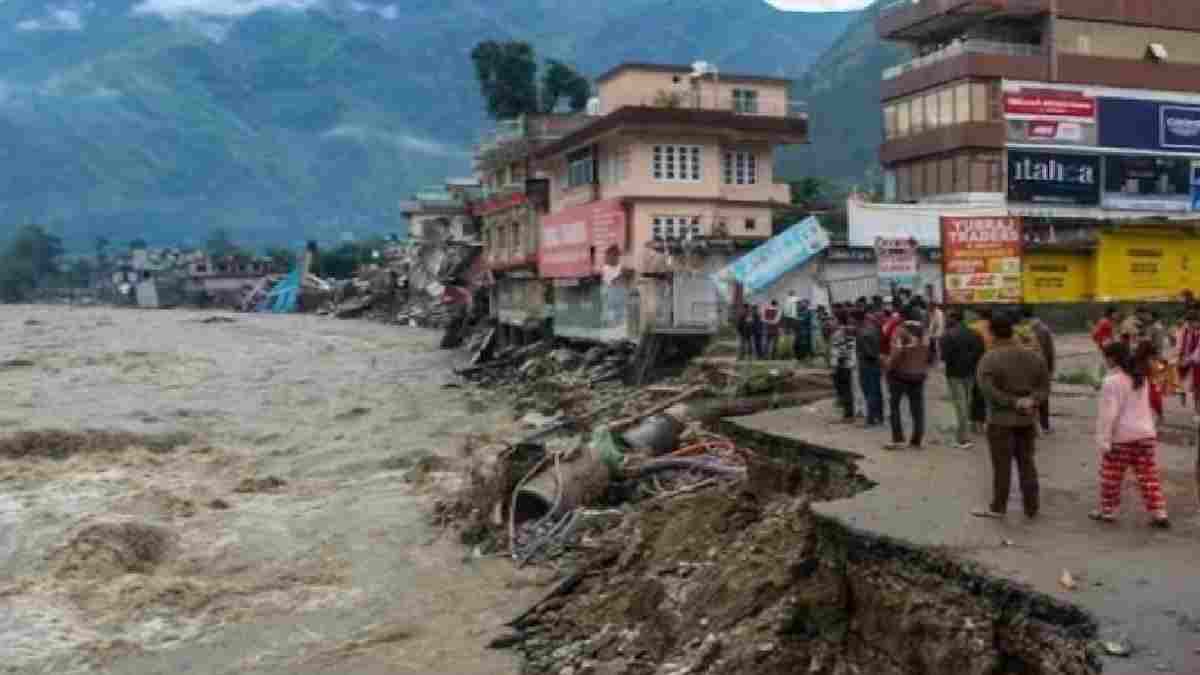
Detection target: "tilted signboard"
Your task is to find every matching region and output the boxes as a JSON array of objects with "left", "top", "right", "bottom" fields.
[
  {"left": 1007, "top": 151, "right": 1100, "bottom": 206},
  {"left": 941, "top": 216, "right": 1023, "bottom": 305},
  {"left": 538, "top": 198, "right": 627, "bottom": 279}
]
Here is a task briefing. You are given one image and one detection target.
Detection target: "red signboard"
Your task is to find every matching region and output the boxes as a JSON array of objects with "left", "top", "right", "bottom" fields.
[
  {"left": 1004, "top": 90, "right": 1096, "bottom": 120},
  {"left": 473, "top": 192, "right": 527, "bottom": 217},
  {"left": 539, "top": 199, "right": 627, "bottom": 279},
  {"left": 941, "top": 216, "right": 1024, "bottom": 304}
]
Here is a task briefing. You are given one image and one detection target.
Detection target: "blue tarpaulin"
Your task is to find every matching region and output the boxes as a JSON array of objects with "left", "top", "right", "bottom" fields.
[
  {"left": 714, "top": 216, "right": 830, "bottom": 297},
  {"left": 262, "top": 267, "right": 301, "bottom": 314}
]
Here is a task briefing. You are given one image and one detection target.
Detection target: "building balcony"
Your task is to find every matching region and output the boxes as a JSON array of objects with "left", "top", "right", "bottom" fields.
[
  {"left": 878, "top": 0, "right": 1044, "bottom": 42},
  {"left": 879, "top": 0, "right": 1200, "bottom": 42},
  {"left": 474, "top": 114, "right": 591, "bottom": 166},
  {"left": 882, "top": 41, "right": 1047, "bottom": 101},
  {"left": 880, "top": 120, "right": 1005, "bottom": 164}
]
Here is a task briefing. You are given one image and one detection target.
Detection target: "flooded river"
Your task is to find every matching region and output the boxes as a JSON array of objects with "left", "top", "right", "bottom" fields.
[{"left": 0, "top": 306, "right": 539, "bottom": 675}]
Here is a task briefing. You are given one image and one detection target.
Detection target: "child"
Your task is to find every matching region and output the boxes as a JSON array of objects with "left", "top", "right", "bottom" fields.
[{"left": 1091, "top": 342, "right": 1170, "bottom": 528}]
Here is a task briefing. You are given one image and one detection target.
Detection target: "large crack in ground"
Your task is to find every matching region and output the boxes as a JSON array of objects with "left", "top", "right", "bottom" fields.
[{"left": 503, "top": 428, "right": 1100, "bottom": 675}]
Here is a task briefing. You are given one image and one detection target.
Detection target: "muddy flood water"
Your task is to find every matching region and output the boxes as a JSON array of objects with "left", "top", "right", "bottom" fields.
[{"left": 0, "top": 306, "right": 541, "bottom": 675}]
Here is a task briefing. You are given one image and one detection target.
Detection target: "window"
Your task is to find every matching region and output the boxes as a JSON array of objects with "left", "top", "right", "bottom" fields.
[
  {"left": 884, "top": 105, "right": 897, "bottom": 140},
  {"left": 652, "top": 145, "right": 702, "bottom": 182},
  {"left": 955, "top": 84, "right": 970, "bottom": 124},
  {"left": 567, "top": 147, "right": 594, "bottom": 188},
  {"left": 745, "top": 218, "right": 757, "bottom": 231},
  {"left": 195, "top": 265, "right": 208, "bottom": 273},
  {"left": 971, "top": 83, "right": 988, "bottom": 122},
  {"left": 722, "top": 150, "right": 758, "bottom": 185},
  {"left": 652, "top": 215, "right": 702, "bottom": 240},
  {"left": 910, "top": 95, "right": 925, "bottom": 135},
  {"left": 897, "top": 100, "right": 910, "bottom": 138},
  {"left": 939, "top": 88, "right": 954, "bottom": 131},
  {"left": 732, "top": 89, "right": 759, "bottom": 114}
]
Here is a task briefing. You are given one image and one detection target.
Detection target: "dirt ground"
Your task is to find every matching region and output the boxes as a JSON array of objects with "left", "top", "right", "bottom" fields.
[{"left": 0, "top": 305, "right": 545, "bottom": 675}]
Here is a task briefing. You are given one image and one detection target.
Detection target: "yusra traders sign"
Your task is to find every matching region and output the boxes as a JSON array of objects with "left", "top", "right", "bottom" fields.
[{"left": 941, "top": 216, "right": 1023, "bottom": 304}]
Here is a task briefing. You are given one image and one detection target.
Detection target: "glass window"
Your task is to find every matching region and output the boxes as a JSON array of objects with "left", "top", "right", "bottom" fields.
[
  {"left": 567, "top": 146, "right": 594, "bottom": 188},
  {"left": 652, "top": 145, "right": 702, "bottom": 182},
  {"left": 925, "top": 92, "right": 940, "bottom": 129},
  {"left": 971, "top": 83, "right": 988, "bottom": 122},
  {"left": 897, "top": 100, "right": 910, "bottom": 138},
  {"left": 732, "top": 89, "right": 759, "bottom": 114},
  {"left": 940, "top": 158, "right": 955, "bottom": 195},
  {"left": 722, "top": 150, "right": 758, "bottom": 185},
  {"left": 955, "top": 154, "right": 970, "bottom": 193},
  {"left": 745, "top": 218, "right": 757, "bottom": 231},
  {"left": 897, "top": 164, "right": 911, "bottom": 202},
  {"left": 955, "top": 84, "right": 970, "bottom": 124},
  {"left": 652, "top": 215, "right": 700, "bottom": 240},
  {"left": 939, "top": 88, "right": 954, "bottom": 130},
  {"left": 884, "top": 105, "right": 898, "bottom": 140},
  {"left": 910, "top": 95, "right": 925, "bottom": 135}
]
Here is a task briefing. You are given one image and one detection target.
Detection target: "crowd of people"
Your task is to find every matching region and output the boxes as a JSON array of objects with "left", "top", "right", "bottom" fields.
[{"left": 746, "top": 289, "right": 1196, "bottom": 530}]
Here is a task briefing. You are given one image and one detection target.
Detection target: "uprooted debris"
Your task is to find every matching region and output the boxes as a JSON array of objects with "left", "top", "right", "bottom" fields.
[
  {"left": 54, "top": 521, "right": 176, "bottom": 580},
  {"left": 233, "top": 476, "right": 288, "bottom": 494},
  {"left": 0, "top": 430, "right": 195, "bottom": 460}
]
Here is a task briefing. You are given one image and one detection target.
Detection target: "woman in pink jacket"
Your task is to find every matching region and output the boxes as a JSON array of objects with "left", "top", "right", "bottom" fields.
[{"left": 1092, "top": 341, "right": 1170, "bottom": 528}]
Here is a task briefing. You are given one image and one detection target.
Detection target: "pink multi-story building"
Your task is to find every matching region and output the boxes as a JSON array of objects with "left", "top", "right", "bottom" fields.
[{"left": 531, "top": 62, "right": 809, "bottom": 341}]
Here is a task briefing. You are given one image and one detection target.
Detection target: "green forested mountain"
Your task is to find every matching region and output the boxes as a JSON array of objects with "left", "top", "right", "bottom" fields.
[
  {"left": 0, "top": 1, "right": 857, "bottom": 248},
  {"left": 780, "top": 1, "right": 906, "bottom": 189}
]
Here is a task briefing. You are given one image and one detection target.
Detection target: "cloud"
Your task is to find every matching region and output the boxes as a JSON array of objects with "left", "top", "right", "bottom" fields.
[
  {"left": 16, "top": 7, "right": 86, "bottom": 31},
  {"left": 348, "top": 1, "right": 397, "bottom": 20},
  {"left": 761, "top": 0, "right": 874, "bottom": 10},
  {"left": 131, "top": 0, "right": 323, "bottom": 20},
  {"left": 323, "top": 125, "right": 467, "bottom": 158}
]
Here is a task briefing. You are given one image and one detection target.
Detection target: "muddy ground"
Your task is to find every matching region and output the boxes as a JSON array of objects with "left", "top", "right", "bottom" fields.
[{"left": 0, "top": 306, "right": 546, "bottom": 675}]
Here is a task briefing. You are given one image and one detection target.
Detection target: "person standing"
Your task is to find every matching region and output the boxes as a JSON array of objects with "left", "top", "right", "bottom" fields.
[
  {"left": 1093, "top": 306, "right": 1121, "bottom": 381},
  {"left": 1019, "top": 307, "right": 1057, "bottom": 434},
  {"left": 831, "top": 310, "right": 857, "bottom": 422},
  {"left": 884, "top": 314, "right": 931, "bottom": 450},
  {"left": 1091, "top": 341, "right": 1170, "bottom": 528},
  {"left": 855, "top": 309, "right": 885, "bottom": 427},
  {"left": 973, "top": 312, "right": 1050, "bottom": 519},
  {"left": 969, "top": 309, "right": 996, "bottom": 433},
  {"left": 751, "top": 304, "right": 766, "bottom": 359},
  {"left": 736, "top": 303, "right": 754, "bottom": 361},
  {"left": 794, "top": 300, "right": 814, "bottom": 362},
  {"left": 942, "top": 310, "right": 985, "bottom": 449},
  {"left": 1179, "top": 311, "right": 1200, "bottom": 414},
  {"left": 763, "top": 300, "right": 783, "bottom": 360},
  {"left": 928, "top": 302, "right": 946, "bottom": 364}
]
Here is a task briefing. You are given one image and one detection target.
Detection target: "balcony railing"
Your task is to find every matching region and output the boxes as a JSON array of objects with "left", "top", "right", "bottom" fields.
[
  {"left": 475, "top": 114, "right": 591, "bottom": 157},
  {"left": 882, "top": 39, "right": 1044, "bottom": 79},
  {"left": 598, "top": 96, "right": 807, "bottom": 119}
]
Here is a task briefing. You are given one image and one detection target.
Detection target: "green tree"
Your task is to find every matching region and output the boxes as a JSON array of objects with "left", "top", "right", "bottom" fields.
[
  {"left": 129, "top": 238, "right": 148, "bottom": 251},
  {"left": 471, "top": 41, "right": 539, "bottom": 119},
  {"left": 541, "top": 59, "right": 591, "bottom": 113},
  {"left": 95, "top": 236, "right": 111, "bottom": 264},
  {"left": 64, "top": 258, "right": 97, "bottom": 288},
  {"left": 790, "top": 177, "right": 836, "bottom": 205},
  {"left": 0, "top": 225, "right": 64, "bottom": 302},
  {"left": 206, "top": 228, "right": 238, "bottom": 258}
]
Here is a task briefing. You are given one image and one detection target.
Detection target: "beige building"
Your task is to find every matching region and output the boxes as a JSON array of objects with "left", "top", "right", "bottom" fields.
[{"left": 532, "top": 63, "right": 808, "bottom": 340}]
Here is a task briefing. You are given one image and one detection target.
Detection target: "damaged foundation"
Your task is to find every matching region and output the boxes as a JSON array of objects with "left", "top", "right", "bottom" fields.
[{"left": 463, "top": 421, "right": 1100, "bottom": 675}]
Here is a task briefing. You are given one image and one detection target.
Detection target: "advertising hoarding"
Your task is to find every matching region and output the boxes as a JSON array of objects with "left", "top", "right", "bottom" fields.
[
  {"left": 1004, "top": 90, "right": 1096, "bottom": 120},
  {"left": 1022, "top": 252, "right": 1093, "bottom": 304},
  {"left": 875, "top": 237, "right": 920, "bottom": 292},
  {"left": 1099, "top": 98, "right": 1200, "bottom": 152},
  {"left": 538, "top": 198, "right": 627, "bottom": 279},
  {"left": 1007, "top": 151, "right": 1101, "bottom": 206},
  {"left": 941, "top": 216, "right": 1023, "bottom": 304},
  {"left": 714, "top": 216, "right": 830, "bottom": 297}
]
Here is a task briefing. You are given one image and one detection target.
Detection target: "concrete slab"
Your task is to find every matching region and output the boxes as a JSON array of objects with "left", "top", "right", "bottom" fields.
[{"left": 728, "top": 353, "right": 1200, "bottom": 675}]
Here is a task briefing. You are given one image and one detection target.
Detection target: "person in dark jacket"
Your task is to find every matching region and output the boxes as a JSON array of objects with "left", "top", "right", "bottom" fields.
[
  {"left": 855, "top": 309, "right": 885, "bottom": 427},
  {"left": 736, "top": 303, "right": 754, "bottom": 361},
  {"left": 884, "top": 312, "right": 931, "bottom": 450},
  {"left": 973, "top": 312, "right": 1051, "bottom": 520},
  {"left": 942, "top": 310, "right": 986, "bottom": 449},
  {"left": 751, "top": 305, "right": 766, "bottom": 359}
]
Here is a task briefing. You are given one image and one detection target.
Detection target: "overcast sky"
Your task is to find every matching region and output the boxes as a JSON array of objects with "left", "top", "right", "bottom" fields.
[{"left": 762, "top": 0, "right": 874, "bottom": 10}]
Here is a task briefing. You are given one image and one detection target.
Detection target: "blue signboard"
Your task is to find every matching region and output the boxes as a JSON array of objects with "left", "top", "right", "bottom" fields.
[
  {"left": 1008, "top": 151, "right": 1101, "bottom": 205},
  {"left": 714, "top": 216, "right": 830, "bottom": 296},
  {"left": 1192, "top": 165, "right": 1200, "bottom": 211},
  {"left": 1162, "top": 106, "right": 1200, "bottom": 150},
  {"left": 1099, "top": 98, "right": 1200, "bottom": 152}
]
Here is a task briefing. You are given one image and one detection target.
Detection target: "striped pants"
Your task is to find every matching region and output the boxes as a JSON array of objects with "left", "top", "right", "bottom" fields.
[{"left": 1100, "top": 439, "right": 1168, "bottom": 519}]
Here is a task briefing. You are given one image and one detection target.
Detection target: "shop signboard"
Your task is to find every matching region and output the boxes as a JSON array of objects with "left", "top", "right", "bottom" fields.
[
  {"left": 941, "top": 216, "right": 1023, "bottom": 304},
  {"left": 714, "top": 216, "right": 830, "bottom": 297},
  {"left": 875, "top": 236, "right": 920, "bottom": 292},
  {"left": 538, "top": 198, "right": 627, "bottom": 279},
  {"left": 1192, "top": 162, "right": 1200, "bottom": 211},
  {"left": 1007, "top": 151, "right": 1100, "bottom": 206},
  {"left": 1099, "top": 98, "right": 1200, "bottom": 152},
  {"left": 1102, "top": 155, "right": 1192, "bottom": 212},
  {"left": 1004, "top": 89, "right": 1096, "bottom": 121},
  {"left": 1006, "top": 119, "right": 1096, "bottom": 146}
]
